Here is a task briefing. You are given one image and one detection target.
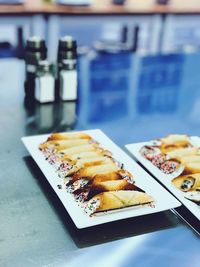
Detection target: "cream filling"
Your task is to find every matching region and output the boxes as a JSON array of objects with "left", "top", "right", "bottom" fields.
[
  {"left": 160, "top": 160, "right": 179, "bottom": 174},
  {"left": 181, "top": 178, "right": 195, "bottom": 191},
  {"left": 85, "top": 198, "right": 101, "bottom": 215},
  {"left": 57, "top": 162, "right": 73, "bottom": 173},
  {"left": 140, "top": 146, "right": 161, "bottom": 160},
  {"left": 67, "top": 179, "right": 89, "bottom": 193},
  {"left": 74, "top": 190, "right": 89, "bottom": 202},
  {"left": 43, "top": 147, "right": 56, "bottom": 159},
  {"left": 151, "top": 154, "right": 166, "bottom": 167},
  {"left": 122, "top": 174, "right": 134, "bottom": 184}
]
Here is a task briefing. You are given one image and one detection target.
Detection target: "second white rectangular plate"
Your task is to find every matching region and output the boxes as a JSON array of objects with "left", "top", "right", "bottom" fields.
[
  {"left": 22, "top": 129, "right": 180, "bottom": 228},
  {"left": 126, "top": 137, "right": 200, "bottom": 221}
]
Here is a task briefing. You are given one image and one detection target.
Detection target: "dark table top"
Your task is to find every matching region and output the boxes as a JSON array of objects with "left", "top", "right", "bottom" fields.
[{"left": 0, "top": 56, "right": 199, "bottom": 267}]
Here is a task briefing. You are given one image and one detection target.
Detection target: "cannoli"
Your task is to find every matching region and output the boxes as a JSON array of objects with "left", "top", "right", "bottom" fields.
[
  {"left": 66, "top": 173, "right": 122, "bottom": 193},
  {"left": 42, "top": 142, "right": 98, "bottom": 164},
  {"left": 140, "top": 146, "right": 161, "bottom": 160},
  {"left": 70, "top": 150, "right": 112, "bottom": 160},
  {"left": 160, "top": 143, "right": 189, "bottom": 154},
  {"left": 90, "top": 170, "right": 132, "bottom": 184},
  {"left": 179, "top": 155, "right": 200, "bottom": 165},
  {"left": 77, "top": 156, "right": 113, "bottom": 167},
  {"left": 160, "top": 134, "right": 190, "bottom": 146},
  {"left": 58, "top": 144, "right": 99, "bottom": 157},
  {"left": 182, "top": 162, "right": 200, "bottom": 175},
  {"left": 74, "top": 179, "right": 144, "bottom": 201},
  {"left": 159, "top": 159, "right": 181, "bottom": 174},
  {"left": 166, "top": 147, "right": 199, "bottom": 159},
  {"left": 172, "top": 173, "right": 200, "bottom": 192},
  {"left": 85, "top": 190, "right": 154, "bottom": 215},
  {"left": 150, "top": 154, "right": 167, "bottom": 167},
  {"left": 57, "top": 156, "right": 114, "bottom": 178},
  {"left": 39, "top": 139, "right": 90, "bottom": 152},
  {"left": 47, "top": 132, "right": 91, "bottom": 141},
  {"left": 70, "top": 163, "right": 120, "bottom": 182},
  {"left": 66, "top": 168, "right": 130, "bottom": 192},
  {"left": 69, "top": 169, "right": 135, "bottom": 194},
  {"left": 57, "top": 159, "right": 82, "bottom": 177}
]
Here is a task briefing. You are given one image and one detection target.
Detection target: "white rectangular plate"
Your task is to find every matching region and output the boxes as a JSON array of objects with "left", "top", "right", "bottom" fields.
[
  {"left": 126, "top": 136, "right": 200, "bottom": 221},
  {"left": 22, "top": 129, "right": 180, "bottom": 229}
]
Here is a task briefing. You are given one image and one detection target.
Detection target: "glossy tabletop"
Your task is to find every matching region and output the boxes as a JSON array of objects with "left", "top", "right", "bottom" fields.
[{"left": 0, "top": 57, "right": 199, "bottom": 267}]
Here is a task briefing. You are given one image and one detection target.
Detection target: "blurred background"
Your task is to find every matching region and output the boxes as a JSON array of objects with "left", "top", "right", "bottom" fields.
[{"left": 1, "top": 0, "right": 200, "bottom": 145}]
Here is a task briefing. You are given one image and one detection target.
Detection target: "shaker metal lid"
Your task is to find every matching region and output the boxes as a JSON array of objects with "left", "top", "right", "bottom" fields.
[
  {"left": 58, "top": 35, "right": 77, "bottom": 50},
  {"left": 26, "top": 36, "right": 47, "bottom": 50}
]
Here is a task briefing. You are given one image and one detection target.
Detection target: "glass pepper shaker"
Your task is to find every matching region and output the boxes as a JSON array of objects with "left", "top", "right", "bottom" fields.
[
  {"left": 55, "top": 36, "right": 77, "bottom": 101},
  {"left": 24, "top": 36, "right": 47, "bottom": 100}
]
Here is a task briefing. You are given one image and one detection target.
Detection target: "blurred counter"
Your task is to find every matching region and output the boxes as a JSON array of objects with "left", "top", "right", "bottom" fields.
[{"left": 2, "top": 0, "right": 200, "bottom": 15}]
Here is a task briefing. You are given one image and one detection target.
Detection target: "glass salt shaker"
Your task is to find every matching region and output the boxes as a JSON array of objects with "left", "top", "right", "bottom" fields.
[{"left": 35, "top": 60, "right": 55, "bottom": 103}]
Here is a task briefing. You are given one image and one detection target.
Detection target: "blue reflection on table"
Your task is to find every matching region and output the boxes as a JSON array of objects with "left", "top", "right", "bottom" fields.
[{"left": 77, "top": 50, "right": 200, "bottom": 147}]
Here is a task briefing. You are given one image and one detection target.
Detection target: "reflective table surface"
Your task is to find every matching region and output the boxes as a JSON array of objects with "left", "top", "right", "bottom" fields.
[{"left": 0, "top": 57, "right": 199, "bottom": 267}]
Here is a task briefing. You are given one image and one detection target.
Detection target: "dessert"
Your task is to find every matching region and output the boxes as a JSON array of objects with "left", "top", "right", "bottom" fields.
[{"left": 39, "top": 131, "right": 154, "bottom": 215}]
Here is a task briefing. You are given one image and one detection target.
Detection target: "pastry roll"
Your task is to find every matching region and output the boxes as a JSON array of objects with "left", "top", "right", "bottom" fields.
[
  {"left": 85, "top": 190, "right": 154, "bottom": 215},
  {"left": 160, "top": 144, "right": 188, "bottom": 154},
  {"left": 47, "top": 144, "right": 100, "bottom": 166},
  {"left": 70, "top": 163, "right": 120, "bottom": 182},
  {"left": 67, "top": 169, "right": 134, "bottom": 192},
  {"left": 183, "top": 162, "right": 200, "bottom": 175},
  {"left": 58, "top": 144, "right": 98, "bottom": 157},
  {"left": 47, "top": 132, "right": 91, "bottom": 141},
  {"left": 158, "top": 159, "right": 181, "bottom": 174},
  {"left": 66, "top": 168, "right": 132, "bottom": 190},
  {"left": 57, "top": 156, "right": 113, "bottom": 178},
  {"left": 43, "top": 143, "right": 98, "bottom": 165},
  {"left": 70, "top": 150, "right": 112, "bottom": 160},
  {"left": 77, "top": 156, "right": 113, "bottom": 167},
  {"left": 179, "top": 155, "right": 200, "bottom": 165},
  {"left": 160, "top": 134, "right": 190, "bottom": 146},
  {"left": 140, "top": 146, "right": 161, "bottom": 160},
  {"left": 75, "top": 180, "right": 144, "bottom": 201},
  {"left": 91, "top": 179, "right": 140, "bottom": 192},
  {"left": 172, "top": 173, "right": 200, "bottom": 192},
  {"left": 39, "top": 139, "right": 90, "bottom": 151},
  {"left": 63, "top": 150, "right": 112, "bottom": 163},
  {"left": 166, "top": 147, "right": 199, "bottom": 159},
  {"left": 58, "top": 161, "right": 82, "bottom": 177},
  {"left": 92, "top": 169, "right": 134, "bottom": 184}
]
